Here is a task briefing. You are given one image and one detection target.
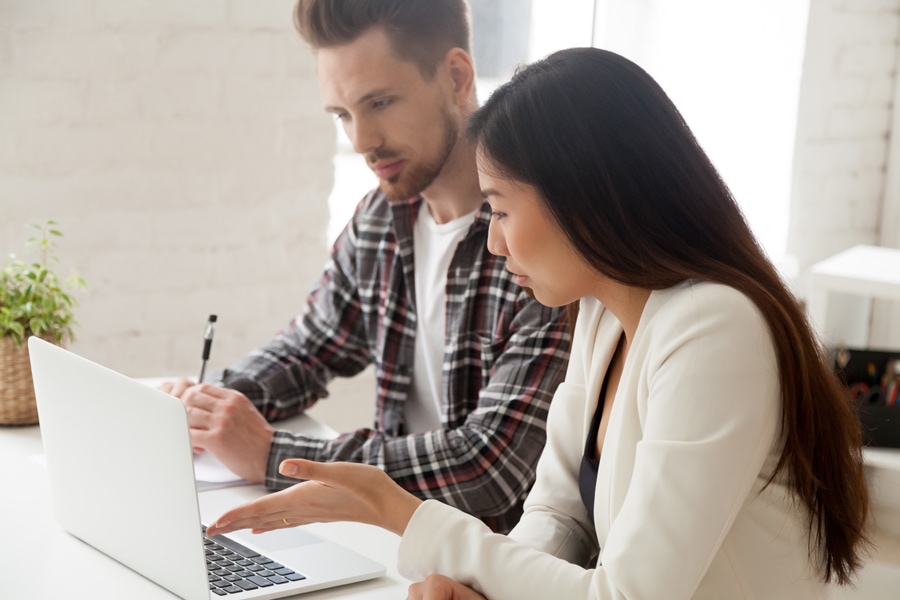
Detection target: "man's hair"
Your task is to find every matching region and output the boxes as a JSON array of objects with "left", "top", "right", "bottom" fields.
[{"left": 293, "top": 0, "right": 472, "bottom": 78}]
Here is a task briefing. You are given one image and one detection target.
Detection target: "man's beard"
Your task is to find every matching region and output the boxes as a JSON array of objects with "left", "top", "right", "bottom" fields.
[{"left": 369, "top": 107, "right": 458, "bottom": 202}]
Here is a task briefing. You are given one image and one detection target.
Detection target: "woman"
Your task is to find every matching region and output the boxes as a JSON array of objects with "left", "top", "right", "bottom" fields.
[{"left": 206, "top": 48, "right": 870, "bottom": 599}]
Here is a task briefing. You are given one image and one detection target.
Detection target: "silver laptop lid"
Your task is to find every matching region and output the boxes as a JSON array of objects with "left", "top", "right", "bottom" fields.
[{"left": 30, "top": 337, "right": 210, "bottom": 600}]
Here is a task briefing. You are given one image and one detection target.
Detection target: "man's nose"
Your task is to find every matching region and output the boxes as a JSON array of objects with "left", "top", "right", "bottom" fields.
[{"left": 349, "top": 119, "right": 382, "bottom": 155}]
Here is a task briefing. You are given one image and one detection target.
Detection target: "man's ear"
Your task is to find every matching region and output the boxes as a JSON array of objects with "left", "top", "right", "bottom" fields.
[{"left": 443, "top": 47, "right": 475, "bottom": 106}]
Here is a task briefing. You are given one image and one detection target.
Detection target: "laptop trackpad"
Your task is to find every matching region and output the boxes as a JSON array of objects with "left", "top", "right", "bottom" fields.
[{"left": 231, "top": 527, "right": 324, "bottom": 552}]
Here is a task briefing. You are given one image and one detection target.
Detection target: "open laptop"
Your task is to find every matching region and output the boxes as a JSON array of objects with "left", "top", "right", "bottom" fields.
[{"left": 29, "top": 337, "right": 385, "bottom": 599}]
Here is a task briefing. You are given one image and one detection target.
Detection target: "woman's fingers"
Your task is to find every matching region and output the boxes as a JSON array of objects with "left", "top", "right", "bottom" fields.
[
  {"left": 279, "top": 458, "right": 382, "bottom": 486},
  {"left": 407, "top": 575, "right": 487, "bottom": 600},
  {"left": 278, "top": 458, "right": 319, "bottom": 480},
  {"left": 207, "top": 472, "right": 361, "bottom": 536},
  {"left": 207, "top": 487, "right": 302, "bottom": 535},
  {"left": 207, "top": 460, "right": 422, "bottom": 538}
]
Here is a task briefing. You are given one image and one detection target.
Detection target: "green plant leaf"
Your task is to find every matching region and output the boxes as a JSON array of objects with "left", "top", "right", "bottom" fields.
[
  {"left": 0, "top": 220, "right": 84, "bottom": 344},
  {"left": 9, "top": 321, "right": 25, "bottom": 339}
]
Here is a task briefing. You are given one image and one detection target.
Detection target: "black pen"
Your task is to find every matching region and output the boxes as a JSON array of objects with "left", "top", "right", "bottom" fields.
[{"left": 198, "top": 314, "right": 217, "bottom": 383}]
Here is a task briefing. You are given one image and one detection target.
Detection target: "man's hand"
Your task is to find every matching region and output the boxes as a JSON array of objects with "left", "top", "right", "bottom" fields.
[
  {"left": 158, "top": 379, "right": 274, "bottom": 484},
  {"left": 156, "top": 377, "right": 194, "bottom": 399},
  {"left": 407, "top": 575, "right": 487, "bottom": 600}
]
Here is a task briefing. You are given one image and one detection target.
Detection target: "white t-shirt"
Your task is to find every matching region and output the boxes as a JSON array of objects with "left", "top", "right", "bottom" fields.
[{"left": 404, "top": 201, "right": 478, "bottom": 434}]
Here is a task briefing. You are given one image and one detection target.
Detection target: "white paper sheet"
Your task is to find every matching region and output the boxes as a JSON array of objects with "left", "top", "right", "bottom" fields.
[{"left": 192, "top": 450, "right": 250, "bottom": 491}]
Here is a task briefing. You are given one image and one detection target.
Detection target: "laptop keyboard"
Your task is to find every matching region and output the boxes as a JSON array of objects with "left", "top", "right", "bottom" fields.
[{"left": 202, "top": 526, "right": 307, "bottom": 595}]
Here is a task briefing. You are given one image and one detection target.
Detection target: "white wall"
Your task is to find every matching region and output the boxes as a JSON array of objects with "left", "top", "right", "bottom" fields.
[
  {"left": 594, "top": 0, "right": 809, "bottom": 269},
  {"left": 0, "top": 0, "right": 335, "bottom": 377},
  {"left": 3, "top": 0, "right": 900, "bottom": 369},
  {"left": 789, "top": 0, "right": 900, "bottom": 348},
  {"left": 789, "top": 0, "right": 899, "bottom": 273}
]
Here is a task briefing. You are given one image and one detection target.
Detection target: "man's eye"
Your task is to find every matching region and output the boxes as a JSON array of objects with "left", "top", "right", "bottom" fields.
[
  {"left": 372, "top": 98, "right": 391, "bottom": 109},
  {"left": 333, "top": 112, "right": 350, "bottom": 122}
]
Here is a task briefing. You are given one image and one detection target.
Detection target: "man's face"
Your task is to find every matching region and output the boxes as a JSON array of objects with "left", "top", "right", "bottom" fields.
[{"left": 316, "top": 28, "right": 459, "bottom": 201}]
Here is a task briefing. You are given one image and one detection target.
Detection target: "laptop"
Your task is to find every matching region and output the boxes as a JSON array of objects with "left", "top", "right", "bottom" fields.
[{"left": 29, "top": 337, "right": 385, "bottom": 599}]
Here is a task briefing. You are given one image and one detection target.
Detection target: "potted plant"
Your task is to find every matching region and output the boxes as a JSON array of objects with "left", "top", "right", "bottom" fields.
[{"left": 0, "top": 221, "right": 85, "bottom": 425}]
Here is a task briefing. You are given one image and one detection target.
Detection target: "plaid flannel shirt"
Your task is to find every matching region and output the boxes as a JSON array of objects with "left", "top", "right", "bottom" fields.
[{"left": 219, "top": 189, "right": 570, "bottom": 533}]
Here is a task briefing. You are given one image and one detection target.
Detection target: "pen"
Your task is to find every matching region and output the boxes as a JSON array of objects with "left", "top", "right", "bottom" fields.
[{"left": 198, "top": 314, "right": 217, "bottom": 383}]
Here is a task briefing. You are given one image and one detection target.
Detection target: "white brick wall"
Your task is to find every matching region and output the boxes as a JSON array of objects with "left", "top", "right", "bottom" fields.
[
  {"left": 788, "top": 0, "right": 900, "bottom": 275},
  {"left": 788, "top": 0, "right": 900, "bottom": 348},
  {"left": 3, "top": 0, "right": 899, "bottom": 367},
  {"left": 0, "top": 0, "right": 335, "bottom": 378}
]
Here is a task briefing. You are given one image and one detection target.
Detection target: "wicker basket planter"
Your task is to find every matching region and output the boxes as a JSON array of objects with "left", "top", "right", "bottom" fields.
[
  {"left": 1, "top": 222, "right": 83, "bottom": 426},
  {"left": 0, "top": 335, "right": 59, "bottom": 426}
]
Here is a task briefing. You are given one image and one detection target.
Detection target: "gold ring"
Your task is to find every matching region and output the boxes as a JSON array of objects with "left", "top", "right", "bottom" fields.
[{"left": 282, "top": 518, "right": 290, "bottom": 526}]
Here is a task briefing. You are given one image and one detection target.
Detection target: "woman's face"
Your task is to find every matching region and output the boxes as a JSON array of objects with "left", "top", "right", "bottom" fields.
[{"left": 479, "top": 157, "right": 599, "bottom": 307}]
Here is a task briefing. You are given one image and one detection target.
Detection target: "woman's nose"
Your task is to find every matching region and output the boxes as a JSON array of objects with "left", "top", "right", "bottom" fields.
[{"left": 487, "top": 222, "right": 508, "bottom": 257}]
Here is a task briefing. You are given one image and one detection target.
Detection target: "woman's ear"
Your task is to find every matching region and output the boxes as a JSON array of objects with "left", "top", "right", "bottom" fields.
[{"left": 443, "top": 47, "right": 476, "bottom": 107}]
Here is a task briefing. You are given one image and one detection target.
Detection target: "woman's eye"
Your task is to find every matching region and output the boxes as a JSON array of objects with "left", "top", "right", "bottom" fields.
[{"left": 491, "top": 211, "right": 506, "bottom": 220}]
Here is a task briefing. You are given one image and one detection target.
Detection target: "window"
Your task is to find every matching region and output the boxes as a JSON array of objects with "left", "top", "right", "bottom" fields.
[
  {"left": 325, "top": 0, "right": 808, "bottom": 274},
  {"left": 325, "top": 0, "right": 596, "bottom": 242},
  {"left": 594, "top": 0, "right": 809, "bottom": 269}
]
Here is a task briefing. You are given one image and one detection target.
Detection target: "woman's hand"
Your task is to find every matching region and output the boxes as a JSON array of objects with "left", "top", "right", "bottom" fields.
[
  {"left": 407, "top": 575, "right": 487, "bottom": 600},
  {"left": 205, "top": 459, "right": 422, "bottom": 537}
]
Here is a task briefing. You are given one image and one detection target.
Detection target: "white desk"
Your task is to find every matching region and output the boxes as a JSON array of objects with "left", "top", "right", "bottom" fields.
[
  {"left": 0, "top": 419, "right": 411, "bottom": 599},
  {"left": 4, "top": 412, "right": 900, "bottom": 598}
]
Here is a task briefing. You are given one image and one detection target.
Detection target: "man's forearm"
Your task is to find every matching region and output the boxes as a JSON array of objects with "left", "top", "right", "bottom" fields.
[{"left": 264, "top": 420, "right": 546, "bottom": 526}]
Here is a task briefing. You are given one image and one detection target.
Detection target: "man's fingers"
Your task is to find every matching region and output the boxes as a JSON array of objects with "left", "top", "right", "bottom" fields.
[
  {"left": 191, "top": 383, "right": 239, "bottom": 400},
  {"left": 157, "top": 377, "right": 193, "bottom": 397},
  {"left": 182, "top": 385, "right": 253, "bottom": 412},
  {"left": 185, "top": 405, "right": 212, "bottom": 430},
  {"left": 181, "top": 386, "right": 220, "bottom": 410},
  {"left": 188, "top": 427, "right": 210, "bottom": 451}
]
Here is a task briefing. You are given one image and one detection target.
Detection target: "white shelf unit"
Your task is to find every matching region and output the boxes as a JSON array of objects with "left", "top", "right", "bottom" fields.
[{"left": 808, "top": 245, "right": 900, "bottom": 349}]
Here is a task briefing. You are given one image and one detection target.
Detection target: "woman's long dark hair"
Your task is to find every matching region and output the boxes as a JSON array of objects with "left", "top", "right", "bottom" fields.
[{"left": 468, "top": 47, "right": 869, "bottom": 584}]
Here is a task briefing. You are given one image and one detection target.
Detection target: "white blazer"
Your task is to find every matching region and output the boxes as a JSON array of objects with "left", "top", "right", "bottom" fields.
[{"left": 398, "top": 281, "right": 831, "bottom": 599}]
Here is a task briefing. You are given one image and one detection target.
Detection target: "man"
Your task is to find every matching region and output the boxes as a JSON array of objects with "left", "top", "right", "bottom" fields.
[{"left": 162, "top": 0, "right": 569, "bottom": 534}]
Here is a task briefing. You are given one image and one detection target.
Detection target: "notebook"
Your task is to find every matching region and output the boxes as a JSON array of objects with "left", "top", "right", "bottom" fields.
[{"left": 28, "top": 337, "right": 385, "bottom": 600}]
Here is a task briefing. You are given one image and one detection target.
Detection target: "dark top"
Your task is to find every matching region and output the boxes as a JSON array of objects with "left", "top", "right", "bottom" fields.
[{"left": 578, "top": 373, "right": 610, "bottom": 522}]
